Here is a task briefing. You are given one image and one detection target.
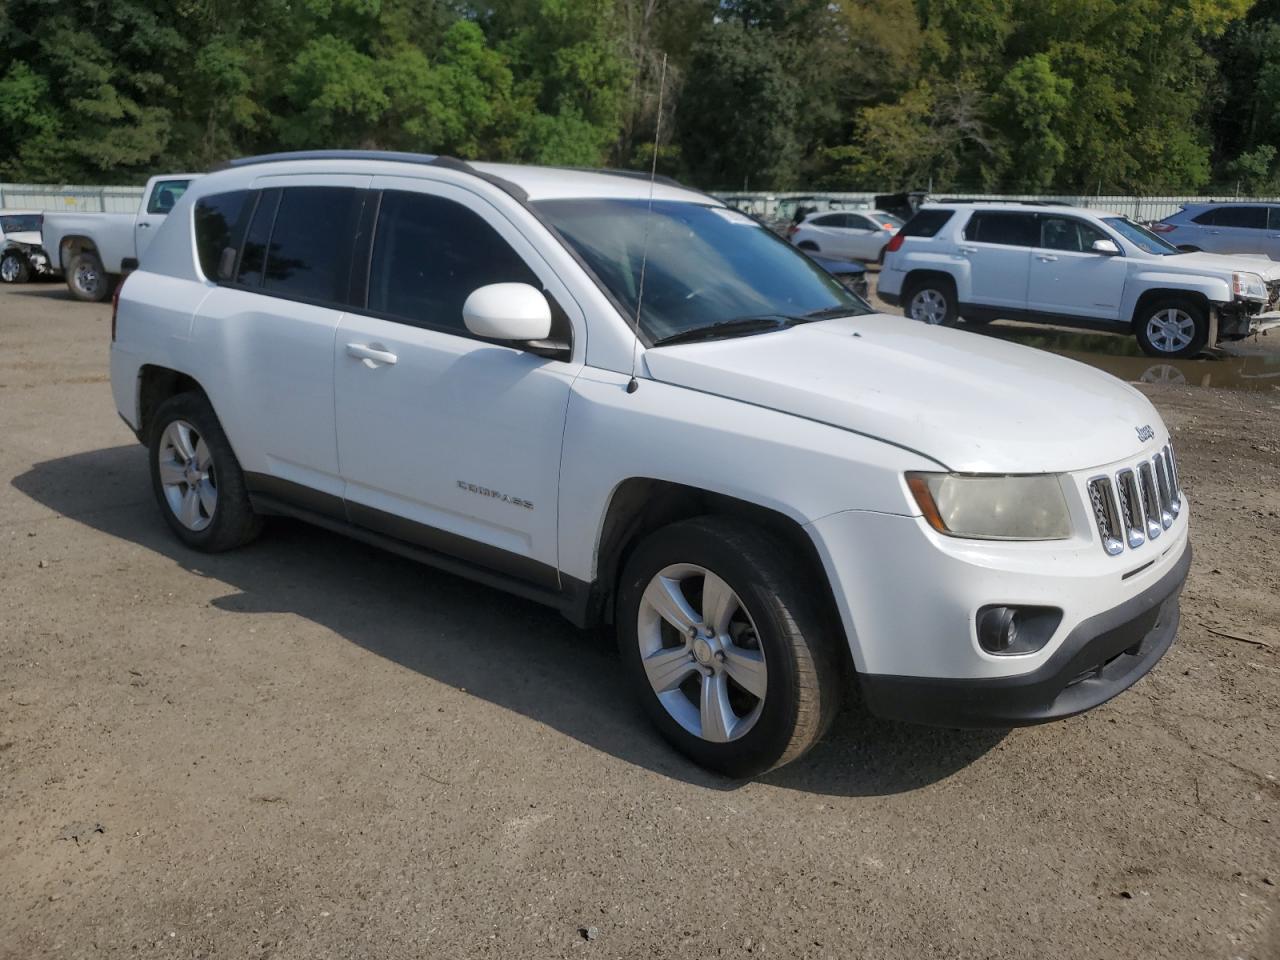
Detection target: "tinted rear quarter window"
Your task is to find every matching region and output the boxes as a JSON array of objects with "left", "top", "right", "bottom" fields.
[
  {"left": 899, "top": 209, "right": 954, "bottom": 238},
  {"left": 260, "top": 187, "right": 363, "bottom": 304},
  {"left": 965, "top": 212, "right": 1038, "bottom": 246},
  {"left": 193, "top": 191, "right": 251, "bottom": 280},
  {"left": 811, "top": 214, "right": 844, "bottom": 227},
  {"left": 368, "top": 190, "right": 539, "bottom": 333}
]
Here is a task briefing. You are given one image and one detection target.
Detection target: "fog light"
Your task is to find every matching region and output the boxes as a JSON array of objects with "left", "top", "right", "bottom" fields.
[{"left": 976, "top": 605, "right": 1062, "bottom": 656}]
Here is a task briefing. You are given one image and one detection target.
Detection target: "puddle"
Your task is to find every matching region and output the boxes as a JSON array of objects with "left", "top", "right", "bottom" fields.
[{"left": 972, "top": 325, "right": 1280, "bottom": 392}]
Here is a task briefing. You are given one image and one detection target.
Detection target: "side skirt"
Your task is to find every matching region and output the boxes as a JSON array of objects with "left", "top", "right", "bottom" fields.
[{"left": 245, "top": 474, "right": 594, "bottom": 628}]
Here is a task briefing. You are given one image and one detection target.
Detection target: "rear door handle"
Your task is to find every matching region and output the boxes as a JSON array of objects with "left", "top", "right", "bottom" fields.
[
  {"left": 1036, "top": 254, "right": 1058, "bottom": 262},
  {"left": 346, "top": 342, "right": 398, "bottom": 366},
  {"left": 957, "top": 245, "right": 978, "bottom": 255},
  {"left": 137, "top": 222, "right": 151, "bottom": 229}
]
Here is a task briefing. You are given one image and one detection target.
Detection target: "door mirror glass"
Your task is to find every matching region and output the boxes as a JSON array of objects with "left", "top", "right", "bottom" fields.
[
  {"left": 1091, "top": 239, "right": 1121, "bottom": 256},
  {"left": 463, "top": 283, "right": 552, "bottom": 342}
]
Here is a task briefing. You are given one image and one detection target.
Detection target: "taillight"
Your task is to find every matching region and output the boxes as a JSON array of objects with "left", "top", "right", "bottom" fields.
[
  {"left": 1149, "top": 223, "right": 1176, "bottom": 233},
  {"left": 786, "top": 224, "right": 799, "bottom": 237},
  {"left": 885, "top": 233, "right": 906, "bottom": 254},
  {"left": 111, "top": 274, "right": 127, "bottom": 341}
]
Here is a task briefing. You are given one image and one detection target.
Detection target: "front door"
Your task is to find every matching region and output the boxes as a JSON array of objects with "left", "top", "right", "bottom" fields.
[
  {"left": 333, "top": 179, "right": 584, "bottom": 587},
  {"left": 1028, "top": 215, "right": 1129, "bottom": 321}
]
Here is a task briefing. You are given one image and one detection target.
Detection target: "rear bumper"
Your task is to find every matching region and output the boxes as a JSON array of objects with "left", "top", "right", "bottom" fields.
[{"left": 858, "top": 541, "right": 1190, "bottom": 728}]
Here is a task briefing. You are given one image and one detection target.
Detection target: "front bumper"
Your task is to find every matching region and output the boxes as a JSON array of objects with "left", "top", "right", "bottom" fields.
[{"left": 858, "top": 542, "right": 1189, "bottom": 727}]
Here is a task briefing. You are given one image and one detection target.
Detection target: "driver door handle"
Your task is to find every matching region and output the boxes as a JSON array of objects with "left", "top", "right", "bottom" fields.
[
  {"left": 1036, "top": 254, "right": 1058, "bottom": 262},
  {"left": 346, "top": 342, "right": 398, "bottom": 366},
  {"left": 957, "top": 245, "right": 978, "bottom": 255},
  {"left": 137, "top": 222, "right": 151, "bottom": 229}
]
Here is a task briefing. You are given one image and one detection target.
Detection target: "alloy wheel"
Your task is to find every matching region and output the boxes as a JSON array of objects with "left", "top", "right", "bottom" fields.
[
  {"left": 636, "top": 563, "right": 768, "bottom": 743},
  {"left": 73, "top": 260, "right": 101, "bottom": 298},
  {"left": 909, "top": 288, "right": 949, "bottom": 324},
  {"left": 0, "top": 255, "right": 20, "bottom": 283},
  {"left": 158, "top": 420, "right": 217, "bottom": 531},
  {"left": 1145, "top": 308, "right": 1196, "bottom": 354}
]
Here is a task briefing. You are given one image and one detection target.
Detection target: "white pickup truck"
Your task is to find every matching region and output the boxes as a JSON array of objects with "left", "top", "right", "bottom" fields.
[{"left": 42, "top": 174, "right": 198, "bottom": 301}]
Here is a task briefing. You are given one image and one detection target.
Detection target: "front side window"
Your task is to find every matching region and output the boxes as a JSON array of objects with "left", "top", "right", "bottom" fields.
[
  {"left": 193, "top": 190, "right": 251, "bottom": 280},
  {"left": 535, "top": 198, "right": 866, "bottom": 344},
  {"left": 147, "top": 180, "right": 191, "bottom": 215},
  {"left": 258, "top": 187, "right": 363, "bottom": 304},
  {"left": 844, "top": 214, "right": 876, "bottom": 231},
  {"left": 1039, "top": 216, "right": 1107, "bottom": 253},
  {"left": 964, "top": 212, "right": 1038, "bottom": 247},
  {"left": 811, "top": 214, "right": 844, "bottom": 227},
  {"left": 368, "top": 190, "right": 539, "bottom": 333}
]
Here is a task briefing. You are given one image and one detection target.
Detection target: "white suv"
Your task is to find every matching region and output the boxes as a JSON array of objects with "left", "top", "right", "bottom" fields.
[
  {"left": 110, "top": 153, "right": 1191, "bottom": 777},
  {"left": 879, "top": 202, "right": 1280, "bottom": 357}
]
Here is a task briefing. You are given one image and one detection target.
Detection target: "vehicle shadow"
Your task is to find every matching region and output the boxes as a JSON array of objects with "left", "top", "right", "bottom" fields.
[
  {"left": 4, "top": 282, "right": 77, "bottom": 300},
  {"left": 12, "top": 445, "right": 1006, "bottom": 796}
]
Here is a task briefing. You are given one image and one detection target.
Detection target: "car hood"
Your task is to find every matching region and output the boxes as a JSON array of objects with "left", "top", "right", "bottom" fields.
[
  {"left": 1160, "top": 251, "right": 1280, "bottom": 279},
  {"left": 642, "top": 314, "right": 1161, "bottom": 473}
]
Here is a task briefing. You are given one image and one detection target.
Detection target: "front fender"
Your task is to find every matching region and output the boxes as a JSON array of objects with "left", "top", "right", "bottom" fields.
[{"left": 1124, "top": 271, "right": 1231, "bottom": 319}]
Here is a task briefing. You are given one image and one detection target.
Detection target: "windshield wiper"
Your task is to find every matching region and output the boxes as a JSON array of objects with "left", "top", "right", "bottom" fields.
[
  {"left": 799, "top": 304, "right": 863, "bottom": 320},
  {"left": 651, "top": 315, "right": 798, "bottom": 346}
]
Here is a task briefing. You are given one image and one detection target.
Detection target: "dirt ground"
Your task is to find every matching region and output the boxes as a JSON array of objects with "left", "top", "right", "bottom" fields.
[{"left": 1, "top": 279, "right": 1277, "bottom": 960}]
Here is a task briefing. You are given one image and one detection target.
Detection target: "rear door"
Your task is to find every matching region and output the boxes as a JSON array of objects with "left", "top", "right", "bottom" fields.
[
  {"left": 960, "top": 211, "right": 1035, "bottom": 310},
  {"left": 191, "top": 177, "right": 370, "bottom": 503},
  {"left": 333, "top": 179, "right": 584, "bottom": 585},
  {"left": 1265, "top": 208, "right": 1280, "bottom": 260},
  {"left": 801, "top": 214, "right": 850, "bottom": 255},
  {"left": 837, "top": 213, "right": 881, "bottom": 260},
  {"left": 1028, "top": 215, "right": 1128, "bottom": 320},
  {"left": 135, "top": 178, "right": 192, "bottom": 258},
  {"left": 1191, "top": 205, "right": 1267, "bottom": 255}
]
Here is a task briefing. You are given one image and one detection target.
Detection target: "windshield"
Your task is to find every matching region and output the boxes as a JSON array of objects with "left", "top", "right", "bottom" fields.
[
  {"left": 1, "top": 214, "right": 42, "bottom": 234},
  {"left": 534, "top": 198, "right": 867, "bottom": 344},
  {"left": 1103, "top": 217, "right": 1181, "bottom": 256}
]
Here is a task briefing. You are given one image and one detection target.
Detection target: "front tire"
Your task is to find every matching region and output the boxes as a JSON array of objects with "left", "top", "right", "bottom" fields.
[
  {"left": 1134, "top": 297, "right": 1209, "bottom": 358},
  {"left": 1, "top": 251, "right": 31, "bottom": 283},
  {"left": 67, "top": 251, "right": 114, "bottom": 302},
  {"left": 148, "top": 392, "right": 262, "bottom": 552},
  {"left": 904, "top": 276, "right": 958, "bottom": 326},
  {"left": 617, "top": 517, "right": 841, "bottom": 778}
]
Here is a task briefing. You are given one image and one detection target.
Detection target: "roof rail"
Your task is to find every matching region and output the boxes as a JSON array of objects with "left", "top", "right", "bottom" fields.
[
  {"left": 215, "top": 150, "right": 529, "bottom": 201},
  {"left": 938, "top": 198, "right": 1071, "bottom": 207}
]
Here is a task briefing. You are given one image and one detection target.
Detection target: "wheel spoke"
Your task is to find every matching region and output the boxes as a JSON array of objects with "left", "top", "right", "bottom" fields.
[
  {"left": 699, "top": 672, "right": 734, "bottom": 743},
  {"left": 643, "top": 575, "right": 699, "bottom": 634},
  {"left": 171, "top": 422, "right": 197, "bottom": 462},
  {"left": 700, "top": 571, "right": 738, "bottom": 635},
  {"left": 196, "top": 478, "right": 217, "bottom": 515},
  {"left": 721, "top": 643, "right": 767, "bottom": 699},
  {"left": 179, "top": 488, "right": 202, "bottom": 528},
  {"left": 157, "top": 459, "right": 186, "bottom": 486},
  {"left": 194, "top": 438, "right": 213, "bottom": 471},
  {"left": 643, "top": 644, "right": 697, "bottom": 693}
]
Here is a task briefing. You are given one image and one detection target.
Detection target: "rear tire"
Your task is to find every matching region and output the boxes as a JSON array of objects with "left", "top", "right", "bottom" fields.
[
  {"left": 67, "top": 251, "right": 114, "bottom": 302},
  {"left": 904, "top": 275, "right": 958, "bottom": 326},
  {"left": 1134, "top": 297, "right": 1209, "bottom": 358},
  {"left": 0, "top": 251, "right": 31, "bottom": 283},
  {"left": 617, "top": 516, "right": 841, "bottom": 778},
  {"left": 148, "top": 392, "right": 263, "bottom": 552}
]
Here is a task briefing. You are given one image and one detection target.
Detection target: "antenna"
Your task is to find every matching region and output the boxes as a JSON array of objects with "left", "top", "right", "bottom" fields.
[{"left": 626, "top": 52, "right": 668, "bottom": 395}]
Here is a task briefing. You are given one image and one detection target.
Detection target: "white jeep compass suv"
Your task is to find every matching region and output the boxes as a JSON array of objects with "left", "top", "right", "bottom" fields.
[
  {"left": 879, "top": 202, "right": 1280, "bottom": 358},
  {"left": 110, "top": 152, "right": 1191, "bottom": 777}
]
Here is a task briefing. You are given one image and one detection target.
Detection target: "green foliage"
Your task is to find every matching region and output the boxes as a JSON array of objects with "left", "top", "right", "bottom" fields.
[{"left": 0, "top": 0, "right": 1273, "bottom": 191}]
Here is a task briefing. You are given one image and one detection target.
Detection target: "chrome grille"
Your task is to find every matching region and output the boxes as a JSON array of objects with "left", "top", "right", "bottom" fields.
[
  {"left": 1115, "top": 469, "right": 1145, "bottom": 548},
  {"left": 1089, "top": 443, "right": 1183, "bottom": 555},
  {"left": 1087, "top": 476, "right": 1124, "bottom": 556}
]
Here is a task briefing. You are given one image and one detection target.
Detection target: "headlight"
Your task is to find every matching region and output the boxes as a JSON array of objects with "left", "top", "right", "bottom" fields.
[
  {"left": 906, "top": 473, "right": 1072, "bottom": 541},
  {"left": 1232, "top": 271, "right": 1267, "bottom": 301}
]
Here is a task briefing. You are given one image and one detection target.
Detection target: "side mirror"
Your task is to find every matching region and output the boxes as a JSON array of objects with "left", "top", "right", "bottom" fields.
[
  {"left": 1092, "top": 239, "right": 1121, "bottom": 256},
  {"left": 463, "top": 283, "right": 552, "bottom": 343}
]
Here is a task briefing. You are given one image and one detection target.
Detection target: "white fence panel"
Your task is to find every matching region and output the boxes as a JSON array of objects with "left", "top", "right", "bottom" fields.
[{"left": 0, "top": 183, "right": 145, "bottom": 213}]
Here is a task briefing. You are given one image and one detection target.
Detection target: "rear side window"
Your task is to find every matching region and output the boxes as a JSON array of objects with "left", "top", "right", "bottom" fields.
[
  {"left": 845, "top": 214, "right": 876, "bottom": 230},
  {"left": 368, "top": 190, "right": 539, "bottom": 334},
  {"left": 258, "top": 187, "right": 364, "bottom": 304},
  {"left": 1193, "top": 206, "right": 1267, "bottom": 229},
  {"left": 811, "top": 214, "right": 844, "bottom": 227},
  {"left": 899, "top": 209, "right": 954, "bottom": 238},
  {"left": 1270, "top": 207, "right": 1280, "bottom": 230},
  {"left": 965, "top": 212, "right": 1037, "bottom": 246},
  {"left": 147, "top": 180, "right": 191, "bottom": 215},
  {"left": 193, "top": 190, "right": 251, "bottom": 280}
]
